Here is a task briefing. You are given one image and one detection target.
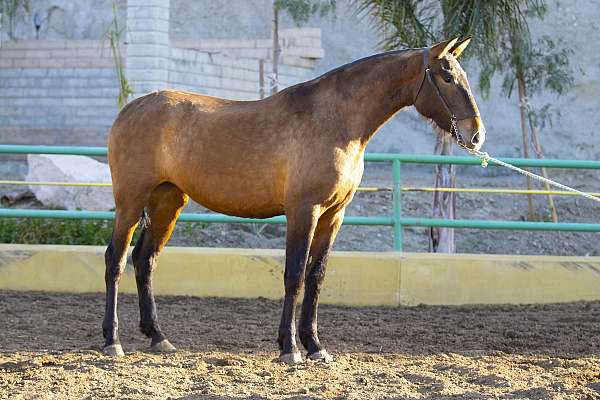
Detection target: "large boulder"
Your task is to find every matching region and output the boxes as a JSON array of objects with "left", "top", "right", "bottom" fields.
[{"left": 27, "top": 154, "right": 114, "bottom": 211}]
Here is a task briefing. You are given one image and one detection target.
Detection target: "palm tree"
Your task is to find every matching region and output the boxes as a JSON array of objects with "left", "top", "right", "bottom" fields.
[
  {"left": 442, "top": 0, "right": 573, "bottom": 222},
  {"left": 355, "top": 0, "right": 573, "bottom": 251}
]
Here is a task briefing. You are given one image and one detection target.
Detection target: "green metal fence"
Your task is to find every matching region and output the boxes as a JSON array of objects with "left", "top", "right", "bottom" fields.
[{"left": 1, "top": 144, "right": 599, "bottom": 251}]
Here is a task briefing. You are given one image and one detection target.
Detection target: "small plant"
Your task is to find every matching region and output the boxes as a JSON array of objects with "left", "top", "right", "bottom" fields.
[
  {"left": 249, "top": 222, "right": 268, "bottom": 238},
  {"left": 0, "top": 0, "right": 30, "bottom": 40},
  {"left": 102, "top": 1, "right": 132, "bottom": 109},
  {"left": 181, "top": 221, "right": 208, "bottom": 243},
  {"left": 0, "top": 217, "right": 212, "bottom": 246}
]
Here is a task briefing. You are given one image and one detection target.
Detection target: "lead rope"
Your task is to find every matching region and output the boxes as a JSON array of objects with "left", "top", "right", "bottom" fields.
[{"left": 463, "top": 146, "right": 600, "bottom": 203}]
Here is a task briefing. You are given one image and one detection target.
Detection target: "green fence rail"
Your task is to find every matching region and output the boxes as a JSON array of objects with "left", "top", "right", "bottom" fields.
[{"left": 1, "top": 144, "right": 599, "bottom": 251}]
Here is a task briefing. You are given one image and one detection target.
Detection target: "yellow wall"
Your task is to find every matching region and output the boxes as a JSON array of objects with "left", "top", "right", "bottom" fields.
[{"left": 1, "top": 244, "right": 599, "bottom": 306}]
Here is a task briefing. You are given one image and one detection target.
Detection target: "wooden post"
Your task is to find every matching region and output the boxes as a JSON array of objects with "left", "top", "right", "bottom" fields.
[
  {"left": 259, "top": 59, "right": 265, "bottom": 99},
  {"left": 429, "top": 135, "right": 456, "bottom": 253},
  {"left": 517, "top": 75, "right": 535, "bottom": 220}
]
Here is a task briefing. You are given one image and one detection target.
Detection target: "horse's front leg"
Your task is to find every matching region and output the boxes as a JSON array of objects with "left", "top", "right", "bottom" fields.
[
  {"left": 278, "top": 205, "right": 319, "bottom": 364},
  {"left": 299, "top": 208, "right": 344, "bottom": 362}
]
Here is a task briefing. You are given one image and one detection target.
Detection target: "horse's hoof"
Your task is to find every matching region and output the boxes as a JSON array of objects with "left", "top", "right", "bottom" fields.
[
  {"left": 308, "top": 349, "right": 333, "bottom": 363},
  {"left": 279, "top": 352, "right": 303, "bottom": 365},
  {"left": 151, "top": 339, "right": 177, "bottom": 353},
  {"left": 102, "top": 344, "right": 125, "bottom": 357}
]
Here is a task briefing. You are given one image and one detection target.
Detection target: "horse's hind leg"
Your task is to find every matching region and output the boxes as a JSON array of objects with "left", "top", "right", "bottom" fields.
[
  {"left": 103, "top": 204, "right": 144, "bottom": 356},
  {"left": 131, "top": 182, "right": 188, "bottom": 352}
]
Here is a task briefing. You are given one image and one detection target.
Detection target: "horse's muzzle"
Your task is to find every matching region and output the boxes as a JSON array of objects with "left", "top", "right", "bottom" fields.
[{"left": 456, "top": 117, "right": 485, "bottom": 151}]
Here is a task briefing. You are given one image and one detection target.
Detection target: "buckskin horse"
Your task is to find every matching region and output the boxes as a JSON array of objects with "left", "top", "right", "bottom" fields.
[{"left": 102, "top": 37, "right": 485, "bottom": 363}]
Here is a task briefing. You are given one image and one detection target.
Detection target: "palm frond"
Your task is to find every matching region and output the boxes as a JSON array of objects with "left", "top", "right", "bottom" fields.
[{"left": 353, "top": 0, "right": 437, "bottom": 50}]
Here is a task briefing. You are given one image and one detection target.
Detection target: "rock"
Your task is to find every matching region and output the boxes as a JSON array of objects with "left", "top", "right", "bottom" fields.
[{"left": 26, "top": 154, "right": 114, "bottom": 211}]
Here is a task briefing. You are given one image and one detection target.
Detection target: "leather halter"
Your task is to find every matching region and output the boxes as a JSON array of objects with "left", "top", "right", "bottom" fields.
[{"left": 414, "top": 48, "right": 480, "bottom": 143}]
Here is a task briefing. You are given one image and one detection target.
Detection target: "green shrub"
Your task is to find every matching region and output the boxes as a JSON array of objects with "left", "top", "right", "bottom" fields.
[
  {"left": 0, "top": 218, "right": 208, "bottom": 246},
  {"left": 0, "top": 218, "right": 116, "bottom": 245}
]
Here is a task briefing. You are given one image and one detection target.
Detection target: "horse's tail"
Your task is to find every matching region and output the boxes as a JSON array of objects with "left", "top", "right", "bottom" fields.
[{"left": 139, "top": 208, "right": 150, "bottom": 229}]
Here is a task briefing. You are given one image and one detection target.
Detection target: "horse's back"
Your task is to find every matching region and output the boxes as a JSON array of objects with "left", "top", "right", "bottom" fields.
[{"left": 110, "top": 90, "right": 239, "bottom": 135}]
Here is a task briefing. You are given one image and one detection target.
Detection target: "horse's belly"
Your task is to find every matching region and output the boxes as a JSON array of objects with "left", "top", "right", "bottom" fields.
[{"left": 183, "top": 181, "right": 285, "bottom": 219}]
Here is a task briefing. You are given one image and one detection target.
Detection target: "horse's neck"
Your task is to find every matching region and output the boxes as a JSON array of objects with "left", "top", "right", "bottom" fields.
[{"left": 335, "top": 50, "right": 423, "bottom": 146}]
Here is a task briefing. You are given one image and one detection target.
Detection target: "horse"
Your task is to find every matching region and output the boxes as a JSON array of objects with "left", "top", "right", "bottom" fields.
[{"left": 102, "top": 37, "right": 485, "bottom": 364}]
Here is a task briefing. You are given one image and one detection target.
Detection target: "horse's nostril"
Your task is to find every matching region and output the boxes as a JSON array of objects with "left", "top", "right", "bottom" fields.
[{"left": 471, "top": 132, "right": 480, "bottom": 145}]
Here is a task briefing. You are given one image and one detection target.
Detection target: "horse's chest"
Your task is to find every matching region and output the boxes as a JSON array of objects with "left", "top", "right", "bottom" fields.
[{"left": 326, "top": 157, "right": 364, "bottom": 207}]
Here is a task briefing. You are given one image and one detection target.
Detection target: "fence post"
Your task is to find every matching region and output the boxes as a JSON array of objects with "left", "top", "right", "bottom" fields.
[{"left": 392, "top": 159, "right": 402, "bottom": 251}]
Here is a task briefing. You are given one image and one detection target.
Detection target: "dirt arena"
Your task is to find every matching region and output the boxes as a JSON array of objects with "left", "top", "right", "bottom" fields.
[{"left": 1, "top": 291, "right": 599, "bottom": 399}]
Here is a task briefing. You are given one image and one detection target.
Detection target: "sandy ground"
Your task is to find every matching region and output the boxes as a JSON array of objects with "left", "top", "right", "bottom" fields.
[{"left": 1, "top": 291, "right": 600, "bottom": 399}]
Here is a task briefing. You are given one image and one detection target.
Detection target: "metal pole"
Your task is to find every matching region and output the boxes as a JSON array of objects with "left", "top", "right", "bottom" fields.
[
  {"left": 2, "top": 145, "right": 600, "bottom": 170},
  {"left": 392, "top": 159, "right": 402, "bottom": 251}
]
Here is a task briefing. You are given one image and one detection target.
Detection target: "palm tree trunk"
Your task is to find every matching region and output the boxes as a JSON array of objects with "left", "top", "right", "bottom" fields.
[
  {"left": 517, "top": 74, "right": 535, "bottom": 220},
  {"left": 429, "top": 135, "right": 455, "bottom": 253}
]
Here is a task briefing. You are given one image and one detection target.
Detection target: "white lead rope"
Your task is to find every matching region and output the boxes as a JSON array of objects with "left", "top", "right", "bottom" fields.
[{"left": 467, "top": 149, "right": 600, "bottom": 204}]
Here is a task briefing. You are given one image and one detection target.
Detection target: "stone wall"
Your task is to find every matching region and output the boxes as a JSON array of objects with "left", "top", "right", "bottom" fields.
[
  {"left": 168, "top": 47, "right": 311, "bottom": 100},
  {"left": 174, "top": 28, "right": 323, "bottom": 69}
]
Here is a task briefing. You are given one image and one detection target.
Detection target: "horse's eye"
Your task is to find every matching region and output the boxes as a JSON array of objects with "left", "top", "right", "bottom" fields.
[{"left": 443, "top": 75, "right": 453, "bottom": 83}]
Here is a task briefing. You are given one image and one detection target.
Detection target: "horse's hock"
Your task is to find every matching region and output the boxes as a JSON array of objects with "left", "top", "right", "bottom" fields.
[{"left": 0, "top": 0, "right": 323, "bottom": 147}]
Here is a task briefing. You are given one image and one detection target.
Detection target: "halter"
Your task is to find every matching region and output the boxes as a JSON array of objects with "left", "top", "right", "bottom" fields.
[{"left": 414, "top": 47, "right": 479, "bottom": 146}]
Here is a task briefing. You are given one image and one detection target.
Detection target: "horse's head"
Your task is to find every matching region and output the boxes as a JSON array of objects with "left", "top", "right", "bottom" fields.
[{"left": 414, "top": 37, "right": 485, "bottom": 151}]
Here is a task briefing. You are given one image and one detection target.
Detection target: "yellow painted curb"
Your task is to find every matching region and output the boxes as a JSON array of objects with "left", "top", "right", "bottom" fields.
[
  {"left": 400, "top": 253, "right": 600, "bottom": 305},
  {"left": 0, "top": 244, "right": 599, "bottom": 306}
]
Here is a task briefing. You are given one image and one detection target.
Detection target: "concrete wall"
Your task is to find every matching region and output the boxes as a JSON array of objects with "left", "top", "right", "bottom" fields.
[{"left": 2, "top": 244, "right": 600, "bottom": 306}]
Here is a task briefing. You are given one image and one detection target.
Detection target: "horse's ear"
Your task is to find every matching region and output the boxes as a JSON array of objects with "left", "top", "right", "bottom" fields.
[
  {"left": 430, "top": 37, "right": 459, "bottom": 60},
  {"left": 451, "top": 36, "right": 472, "bottom": 58}
]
